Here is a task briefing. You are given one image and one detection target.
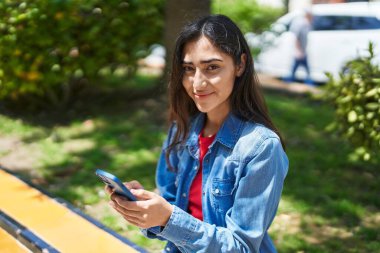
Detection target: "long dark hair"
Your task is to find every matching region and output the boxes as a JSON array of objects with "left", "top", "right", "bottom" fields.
[{"left": 166, "top": 14, "right": 285, "bottom": 169}]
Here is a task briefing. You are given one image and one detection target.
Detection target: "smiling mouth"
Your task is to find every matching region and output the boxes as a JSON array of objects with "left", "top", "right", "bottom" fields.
[{"left": 194, "top": 92, "right": 213, "bottom": 98}]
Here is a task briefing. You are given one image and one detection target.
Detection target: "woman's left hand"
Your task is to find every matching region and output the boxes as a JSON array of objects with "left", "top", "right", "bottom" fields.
[{"left": 109, "top": 189, "right": 174, "bottom": 229}]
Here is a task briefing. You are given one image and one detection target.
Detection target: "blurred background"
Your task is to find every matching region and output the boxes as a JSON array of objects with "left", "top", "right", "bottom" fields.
[{"left": 0, "top": 0, "right": 379, "bottom": 252}]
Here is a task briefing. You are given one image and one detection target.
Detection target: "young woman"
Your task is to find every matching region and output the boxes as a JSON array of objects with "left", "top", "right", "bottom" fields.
[{"left": 107, "top": 15, "right": 288, "bottom": 253}]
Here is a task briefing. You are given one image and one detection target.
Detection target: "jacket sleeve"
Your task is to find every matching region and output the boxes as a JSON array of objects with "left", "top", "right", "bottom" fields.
[
  {"left": 155, "top": 137, "right": 288, "bottom": 252},
  {"left": 141, "top": 123, "right": 179, "bottom": 239},
  {"left": 155, "top": 122, "right": 179, "bottom": 204}
]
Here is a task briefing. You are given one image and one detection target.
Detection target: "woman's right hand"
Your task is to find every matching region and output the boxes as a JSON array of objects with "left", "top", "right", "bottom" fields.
[{"left": 104, "top": 180, "right": 144, "bottom": 195}]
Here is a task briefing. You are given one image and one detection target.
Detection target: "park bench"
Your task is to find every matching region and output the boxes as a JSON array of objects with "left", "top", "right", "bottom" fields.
[{"left": 0, "top": 167, "right": 147, "bottom": 253}]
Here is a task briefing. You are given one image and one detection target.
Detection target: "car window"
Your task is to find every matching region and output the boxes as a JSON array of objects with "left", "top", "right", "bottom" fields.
[
  {"left": 313, "top": 15, "right": 380, "bottom": 31},
  {"left": 313, "top": 15, "right": 352, "bottom": 30},
  {"left": 352, "top": 16, "right": 380, "bottom": 29}
]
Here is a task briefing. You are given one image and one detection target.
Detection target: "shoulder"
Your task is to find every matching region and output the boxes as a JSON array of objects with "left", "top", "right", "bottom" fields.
[
  {"left": 241, "top": 121, "right": 280, "bottom": 144},
  {"left": 234, "top": 121, "right": 284, "bottom": 161},
  {"left": 166, "top": 113, "right": 201, "bottom": 140},
  {"left": 164, "top": 113, "right": 204, "bottom": 149}
]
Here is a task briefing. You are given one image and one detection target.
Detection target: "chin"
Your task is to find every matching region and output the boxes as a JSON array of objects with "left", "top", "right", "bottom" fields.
[{"left": 195, "top": 105, "right": 211, "bottom": 113}]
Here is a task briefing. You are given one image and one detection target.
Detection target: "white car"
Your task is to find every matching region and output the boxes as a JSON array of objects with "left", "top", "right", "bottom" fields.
[{"left": 256, "top": 2, "right": 380, "bottom": 83}]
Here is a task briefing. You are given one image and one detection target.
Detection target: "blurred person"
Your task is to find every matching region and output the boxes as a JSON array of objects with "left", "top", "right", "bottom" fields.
[
  {"left": 106, "top": 14, "right": 288, "bottom": 253},
  {"left": 287, "top": 9, "right": 314, "bottom": 85}
]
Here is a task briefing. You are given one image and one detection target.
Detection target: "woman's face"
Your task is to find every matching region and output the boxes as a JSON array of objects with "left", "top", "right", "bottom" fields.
[{"left": 182, "top": 36, "right": 244, "bottom": 119}]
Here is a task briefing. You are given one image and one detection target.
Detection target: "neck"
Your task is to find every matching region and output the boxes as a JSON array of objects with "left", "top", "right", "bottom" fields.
[{"left": 203, "top": 107, "right": 230, "bottom": 137}]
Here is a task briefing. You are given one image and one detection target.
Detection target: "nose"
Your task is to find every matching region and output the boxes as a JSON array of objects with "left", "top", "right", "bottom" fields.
[{"left": 192, "top": 69, "right": 206, "bottom": 89}]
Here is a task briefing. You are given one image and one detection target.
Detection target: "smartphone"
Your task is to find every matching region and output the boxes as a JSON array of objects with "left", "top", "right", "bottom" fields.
[{"left": 95, "top": 169, "right": 137, "bottom": 201}]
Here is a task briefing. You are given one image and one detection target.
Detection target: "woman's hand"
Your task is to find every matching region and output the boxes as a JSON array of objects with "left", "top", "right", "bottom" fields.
[{"left": 109, "top": 189, "right": 173, "bottom": 229}]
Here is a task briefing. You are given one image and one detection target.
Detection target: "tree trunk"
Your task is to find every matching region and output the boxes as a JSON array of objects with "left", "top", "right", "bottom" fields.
[
  {"left": 283, "top": 0, "right": 289, "bottom": 13},
  {"left": 162, "top": 0, "right": 210, "bottom": 88}
]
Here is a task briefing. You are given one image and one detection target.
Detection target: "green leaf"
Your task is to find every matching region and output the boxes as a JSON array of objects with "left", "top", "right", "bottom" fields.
[
  {"left": 366, "top": 103, "right": 379, "bottom": 111},
  {"left": 365, "top": 88, "right": 378, "bottom": 98},
  {"left": 347, "top": 110, "right": 358, "bottom": 123}
]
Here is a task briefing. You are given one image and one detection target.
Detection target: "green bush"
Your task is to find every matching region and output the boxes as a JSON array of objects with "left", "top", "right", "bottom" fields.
[
  {"left": 325, "top": 43, "right": 380, "bottom": 162},
  {"left": 0, "top": 0, "right": 164, "bottom": 108},
  {"left": 211, "top": 0, "right": 283, "bottom": 57},
  {"left": 211, "top": 0, "right": 283, "bottom": 34}
]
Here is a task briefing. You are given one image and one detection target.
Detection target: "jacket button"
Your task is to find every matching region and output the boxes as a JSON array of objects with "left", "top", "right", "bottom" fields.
[
  {"left": 182, "top": 193, "right": 187, "bottom": 198},
  {"left": 214, "top": 189, "right": 220, "bottom": 194},
  {"left": 166, "top": 247, "right": 171, "bottom": 251}
]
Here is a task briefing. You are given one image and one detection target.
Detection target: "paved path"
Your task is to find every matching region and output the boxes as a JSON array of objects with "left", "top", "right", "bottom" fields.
[{"left": 258, "top": 73, "right": 323, "bottom": 96}]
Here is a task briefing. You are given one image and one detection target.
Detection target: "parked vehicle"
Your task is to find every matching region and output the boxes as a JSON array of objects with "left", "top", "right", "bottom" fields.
[{"left": 256, "top": 2, "right": 380, "bottom": 83}]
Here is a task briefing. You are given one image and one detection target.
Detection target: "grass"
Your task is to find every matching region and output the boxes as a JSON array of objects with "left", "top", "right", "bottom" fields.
[
  {"left": 265, "top": 92, "right": 379, "bottom": 253},
  {"left": 0, "top": 85, "right": 379, "bottom": 253}
]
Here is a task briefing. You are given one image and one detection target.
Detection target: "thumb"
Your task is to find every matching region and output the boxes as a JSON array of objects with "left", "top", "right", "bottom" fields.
[{"left": 131, "top": 189, "right": 155, "bottom": 200}]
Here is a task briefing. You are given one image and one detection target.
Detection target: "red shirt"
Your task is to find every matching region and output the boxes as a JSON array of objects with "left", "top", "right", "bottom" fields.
[{"left": 188, "top": 131, "right": 216, "bottom": 220}]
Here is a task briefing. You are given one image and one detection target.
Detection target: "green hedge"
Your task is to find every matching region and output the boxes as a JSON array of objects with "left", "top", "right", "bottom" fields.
[
  {"left": 0, "top": 0, "right": 164, "bottom": 108},
  {"left": 325, "top": 43, "right": 380, "bottom": 162},
  {"left": 211, "top": 0, "right": 283, "bottom": 34}
]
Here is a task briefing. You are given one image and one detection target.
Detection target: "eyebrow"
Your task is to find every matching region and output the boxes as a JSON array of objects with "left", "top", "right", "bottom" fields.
[{"left": 182, "top": 58, "right": 223, "bottom": 64}]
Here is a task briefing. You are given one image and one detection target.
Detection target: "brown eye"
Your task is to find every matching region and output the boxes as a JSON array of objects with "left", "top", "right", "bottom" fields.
[
  {"left": 183, "top": 65, "right": 194, "bottom": 72},
  {"left": 207, "top": 65, "right": 219, "bottom": 71}
]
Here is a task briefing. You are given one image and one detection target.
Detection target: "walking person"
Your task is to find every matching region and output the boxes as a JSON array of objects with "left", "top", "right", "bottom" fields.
[{"left": 287, "top": 9, "right": 314, "bottom": 85}]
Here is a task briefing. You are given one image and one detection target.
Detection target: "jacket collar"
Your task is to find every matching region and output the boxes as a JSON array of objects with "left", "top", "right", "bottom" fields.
[{"left": 186, "top": 112, "right": 245, "bottom": 150}]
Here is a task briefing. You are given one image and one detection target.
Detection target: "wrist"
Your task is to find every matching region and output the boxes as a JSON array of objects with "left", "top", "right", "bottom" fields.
[{"left": 161, "top": 203, "right": 174, "bottom": 226}]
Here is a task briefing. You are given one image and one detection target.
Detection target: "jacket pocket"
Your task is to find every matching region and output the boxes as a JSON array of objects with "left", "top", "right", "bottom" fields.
[{"left": 211, "top": 178, "right": 235, "bottom": 213}]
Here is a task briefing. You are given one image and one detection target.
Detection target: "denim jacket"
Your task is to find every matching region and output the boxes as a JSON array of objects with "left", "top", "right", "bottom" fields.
[{"left": 142, "top": 113, "right": 289, "bottom": 253}]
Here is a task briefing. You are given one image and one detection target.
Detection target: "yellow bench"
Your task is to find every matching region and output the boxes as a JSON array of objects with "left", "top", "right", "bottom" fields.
[
  {"left": 0, "top": 226, "right": 31, "bottom": 253},
  {"left": 0, "top": 168, "right": 146, "bottom": 253}
]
